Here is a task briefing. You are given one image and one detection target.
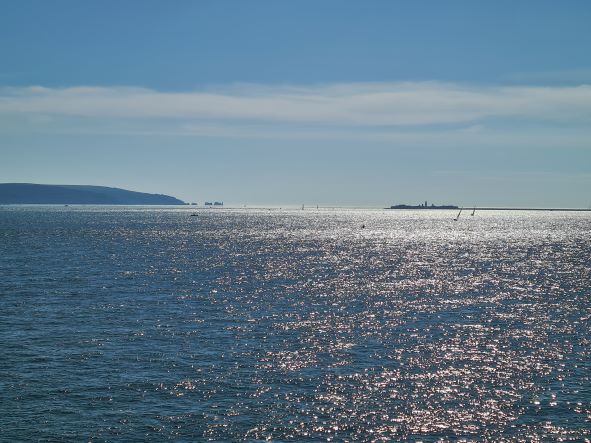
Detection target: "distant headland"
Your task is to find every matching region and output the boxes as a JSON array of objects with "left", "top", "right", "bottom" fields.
[{"left": 0, "top": 183, "right": 185, "bottom": 205}]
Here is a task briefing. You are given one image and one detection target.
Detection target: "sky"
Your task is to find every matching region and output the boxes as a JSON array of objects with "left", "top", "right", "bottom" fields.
[{"left": 1, "top": 0, "right": 590, "bottom": 207}]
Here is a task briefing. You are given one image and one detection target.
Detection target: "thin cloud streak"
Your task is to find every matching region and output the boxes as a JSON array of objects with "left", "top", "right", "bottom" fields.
[
  {"left": 2, "top": 112, "right": 589, "bottom": 149},
  {"left": 1, "top": 82, "right": 591, "bottom": 127}
]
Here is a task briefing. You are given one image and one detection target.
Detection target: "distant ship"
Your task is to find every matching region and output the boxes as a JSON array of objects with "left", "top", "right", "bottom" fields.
[{"left": 387, "top": 201, "right": 459, "bottom": 210}]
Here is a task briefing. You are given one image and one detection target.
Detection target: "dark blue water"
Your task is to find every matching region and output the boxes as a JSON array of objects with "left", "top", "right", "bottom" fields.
[{"left": 1, "top": 207, "right": 590, "bottom": 442}]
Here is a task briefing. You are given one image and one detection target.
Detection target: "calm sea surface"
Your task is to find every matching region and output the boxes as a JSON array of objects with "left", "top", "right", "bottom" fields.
[{"left": 1, "top": 206, "right": 590, "bottom": 442}]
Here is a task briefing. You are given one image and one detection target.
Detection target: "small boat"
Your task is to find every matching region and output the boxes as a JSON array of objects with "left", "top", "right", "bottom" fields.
[
  {"left": 471, "top": 207, "right": 476, "bottom": 216},
  {"left": 454, "top": 207, "right": 463, "bottom": 221},
  {"left": 190, "top": 213, "right": 198, "bottom": 217}
]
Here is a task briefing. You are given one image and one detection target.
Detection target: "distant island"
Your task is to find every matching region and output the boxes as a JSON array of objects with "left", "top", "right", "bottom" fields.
[
  {"left": 386, "top": 201, "right": 591, "bottom": 211},
  {"left": 388, "top": 201, "right": 459, "bottom": 209},
  {"left": 0, "top": 183, "right": 185, "bottom": 205}
]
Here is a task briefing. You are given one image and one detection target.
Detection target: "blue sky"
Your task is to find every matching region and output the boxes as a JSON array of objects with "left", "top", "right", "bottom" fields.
[{"left": 1, "top": 0, "right": 590, "bottom": 206}]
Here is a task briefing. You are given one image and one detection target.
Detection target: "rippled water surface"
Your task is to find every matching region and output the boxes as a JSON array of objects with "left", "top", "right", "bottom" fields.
[{"left": 1, "top": 206, "right": 590, "bottom": 442}]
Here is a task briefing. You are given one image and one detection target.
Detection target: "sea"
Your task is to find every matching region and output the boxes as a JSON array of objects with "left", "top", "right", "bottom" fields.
[{"left": 1, "top": 206, "right": 590, "bottom": 442}]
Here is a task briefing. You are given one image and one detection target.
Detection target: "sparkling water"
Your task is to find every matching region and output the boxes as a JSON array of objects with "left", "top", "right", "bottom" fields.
[{"left": 1, "top": 206, "right": 590, "bottom": 441}]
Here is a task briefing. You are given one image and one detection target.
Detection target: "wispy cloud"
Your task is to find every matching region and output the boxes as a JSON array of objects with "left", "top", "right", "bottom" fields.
[{"left": 1, "top": 82, "right": 591, "bottom": 129}]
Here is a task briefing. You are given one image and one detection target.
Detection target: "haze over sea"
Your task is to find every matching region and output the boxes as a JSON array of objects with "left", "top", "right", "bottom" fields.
[{"left": 1, "top": 206, "right": 590, "bottom": 442}]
